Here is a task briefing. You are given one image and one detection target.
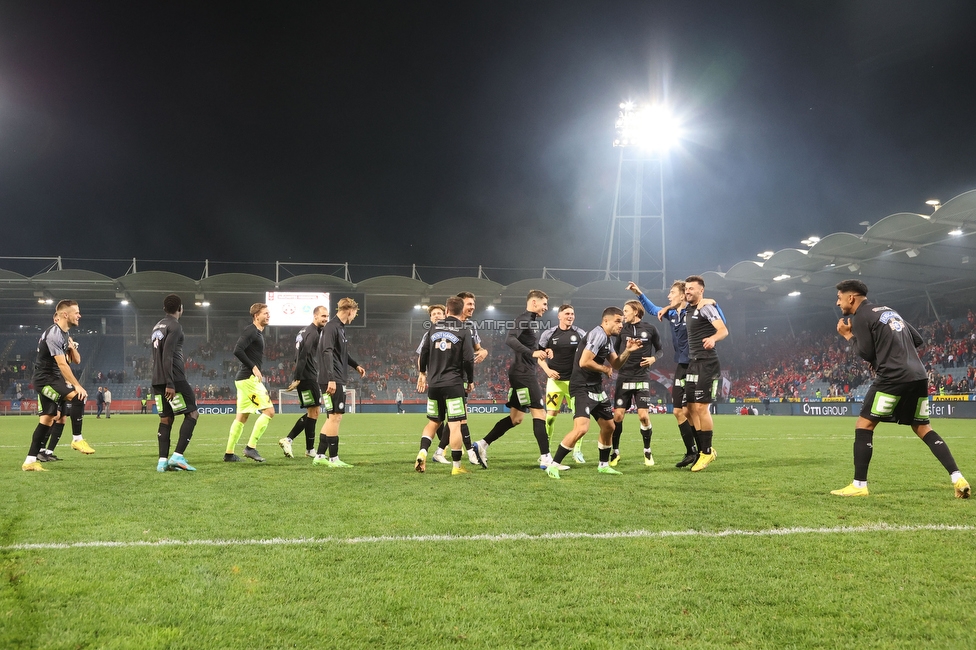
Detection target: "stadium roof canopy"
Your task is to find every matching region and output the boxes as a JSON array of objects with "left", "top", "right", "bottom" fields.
[{"left": 2, "top": 190, "right": 976, "bottom": 322}]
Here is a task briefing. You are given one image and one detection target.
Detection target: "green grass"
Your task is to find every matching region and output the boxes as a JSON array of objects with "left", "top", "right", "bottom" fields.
[{"left": 2, "top": 413, "right": 976, "bottom": 649}]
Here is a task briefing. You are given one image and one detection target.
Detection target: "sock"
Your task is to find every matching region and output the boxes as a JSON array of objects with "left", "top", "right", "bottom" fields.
[
  {"left": 69, "top": 397, "right": 85, "bottom": 437},
  {"left": 484, "top": 416, "right": 517, "bottom": 445},
  {"left": 460, "top": 423, "right": 472, "bottom": 450},
  {"left": 29, "top": 423, "right": 51, "bottom": 457},
  {"left": 419, "top": 435, "right": 433, "bottom": 453},
  {"left": 612, "top": 421, "right": 623, "bottom": 449},
  {"left": 46, "top": 422, "right": 65, "bottom": 453},
  {"left": 287, "top": 415, "right": 306, "bottom": 440},
  {"left": 853, "top": 428, "right": 873, "bottom": 482},
  {"left": 303, "top": 417, "right": 317, "bottom": 452},
  {"left": 226, "top": 420, "right": 245, "bottom": 454},
  {"left": 437, "top": 421, "right": 449, "bottom": 451},
  {"left": 922, "top": 431, "right": 960, "bottom": 475},
  {"left": 451, "top": 449, "right": 462, "bottom": 463},
  {"left": 640, "top": 425, "right": 652, "bottom": 449},
  {"left": 247, "top": 414, "right": 272, "bottom": 448},
  {"left": 678, "top": 421, "right": 696, "bottom": 454},
  {"left": 327, "top": 436, "right": 339, "bottom": 459},
  {"left": 698, "top": 430, "right": 713, "bottom": 455},
  {"left": 553, "top": 444, "right": 572, "bottom": 464},
  {"left": 598, "top": 443, "right": 612, "bottom": 465},
  {"left": 175, "top": 416, "right": 197, "bottom": 455},
  {"left": 545, "top": 415, "right": 557, "bottom": 441},
  {"left": 157, "top": 422, "right": 173, "bottom": 458},
  {"left": 532, "top": 418, "right": 549, "bottom": 455},
  {"left": 316, "top": 432, "right": 329, "bottom": 456}
]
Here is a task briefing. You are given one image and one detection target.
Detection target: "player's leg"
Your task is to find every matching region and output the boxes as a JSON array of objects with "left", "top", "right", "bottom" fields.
[
  {"left": 546, "top": 416, "right": 589, "bottom": 479},
  {"left": 168, "top": 383, "right": 199, "bottom": 471},
  {"left": 39, "top": 407, "right": 66, "bottom": 462},
  {"left": 415, "top": 397, "right": 443, "bottom": 473},
  {"left": 637, "top": 406, "right": 654, "bottom": 466},
  {"left": 227, "top": 378, "right": 252, "bottom": 460},
  {"left": 242, "top": 379, "right": 273, "bottom": 462},
  {"left": 595, "top": 417, "right": 621, "bottom": 475},
  {"left": 153, "top": 387, "right": 174, "bottom": 471},
  {"left": 446, "top": 394, "right": 469, "bottom": 475},
  {"left": 24, "top": 394, "right": 58, "bottom": 470},
  {"left": 673, "top": 366, "right": 698, "bottom": 467},
  {"left": 610, "top": 407, "right": 626, "bottom": 467}
]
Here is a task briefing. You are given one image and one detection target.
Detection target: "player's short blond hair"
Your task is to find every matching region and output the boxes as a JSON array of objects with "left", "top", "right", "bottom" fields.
[
  {"left": 250, "top": 303, "right": 268, "bottom": 317},
  {"left": 337, "top": 297, "right": 359, "bottom": 311}
]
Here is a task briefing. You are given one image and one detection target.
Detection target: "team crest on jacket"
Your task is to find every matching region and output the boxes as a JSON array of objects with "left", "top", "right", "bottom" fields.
[{"left": 879, "top": 311, "right": 904, "bottom": 332}]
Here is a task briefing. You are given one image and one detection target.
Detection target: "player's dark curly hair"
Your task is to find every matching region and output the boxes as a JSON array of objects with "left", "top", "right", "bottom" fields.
[{"left": 163, "top": 294, "right": 183, "bottom": 314}]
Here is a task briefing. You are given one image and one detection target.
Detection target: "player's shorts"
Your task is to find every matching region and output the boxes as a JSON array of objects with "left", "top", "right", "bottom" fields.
[
  {"left": 671, "top": 363, "right": 689, "bottom": 409},
  {"left": 426, "top": 385, "right": 467, "bottom": 422},
  {"left": 322, "top": 383, "right": 346, "bottom": 415},
  {"left": 614, "top": 377, "right": 652, "bottom": 411},
  {"left": 152, "top": 381, "right": 198, "bottom": 417},
  {"left": 859, "top": 379, "right": 930, "bottom": 426},
  {"left": 235, "top": 376, "right": 274, "bottom": 414},
  {"left": 685, "top": 358, "right": 721, "bottom": 404},
  {"left": 570, "top": 384, "right": 614, "bottom": 422},
  {"left": 507, "top": 374, "right": 544, "bottom": 412},
  {"left": 545, "top": 378, "right": 574, "bottom": 412},
  {"left": 294, "top": 381, "right": 321, "bottom": 409},
  {"left": 37, "top": 378, "right": 72, "bottom": 417}
]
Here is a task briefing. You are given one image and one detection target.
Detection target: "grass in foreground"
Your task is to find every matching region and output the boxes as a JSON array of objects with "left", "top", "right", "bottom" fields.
[{"left": 2, "top": 413, "right": 975, "bottom": 648}]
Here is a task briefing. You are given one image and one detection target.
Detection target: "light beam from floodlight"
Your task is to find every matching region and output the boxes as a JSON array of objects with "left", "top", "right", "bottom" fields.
[{"left": 614, "top": 102, "right": 681, "bottom": 151}]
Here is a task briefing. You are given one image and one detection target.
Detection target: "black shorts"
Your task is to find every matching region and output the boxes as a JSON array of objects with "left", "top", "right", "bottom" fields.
[
  {"left": 570, "top": 384, "right": 614, "bottom": 422},
  {"left": 291, "top": 381, "right": 321, "bottom": 409},
  {"left": 322, "top": 383, "right": 346, "bottom": 415},
  {"left": 507, "top": 374, "right": 544, "bottom": 412},
  {"left": 672, "top": 364, "right": 689, "bottom": 408},
  {"left": 37, "top": 378, "right": 72, "bottom": 417},
  {"left": 614, "top": 377, "right": 652, "bottom": 411},
  {"left": 860, "top": 379, "right": 930, "bottom": 426},
  {"left": 426, "top": 385, "right": 467, "bottom": 422},
  {"left": 153, "top": 381, "right": 198, "bottom": 417},
  {"left": 686, "top": 358, "right": 721, "bottom": 404}
]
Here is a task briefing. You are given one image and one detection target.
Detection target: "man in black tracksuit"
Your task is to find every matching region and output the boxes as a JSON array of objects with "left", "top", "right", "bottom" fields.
[
  {"left": 611, "top": 299, "right": 663, "bottom": 467},
  {"left": 279, "top": 305, "right": 328, "bottom": 458},
  {"left": 832, "top": 279, "right": 970, "bottom": 498}
]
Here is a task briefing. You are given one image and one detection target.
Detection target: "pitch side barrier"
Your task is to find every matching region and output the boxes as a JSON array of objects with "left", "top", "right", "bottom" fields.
[{"left": 723, "top": 395, "right": 976, "bottom": 418}]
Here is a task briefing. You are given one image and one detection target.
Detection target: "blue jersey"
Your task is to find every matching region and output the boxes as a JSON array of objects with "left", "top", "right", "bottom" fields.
[{"left": 636, "top": 293, "right": 726, "bottom": 365}]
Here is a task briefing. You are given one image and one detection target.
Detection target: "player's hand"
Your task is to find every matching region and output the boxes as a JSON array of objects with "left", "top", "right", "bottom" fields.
[
  {"left": 286, "top": 380, "right": 300, "bottom": 391},
  {"left": 627, "top": 281, "right": 641, "bottom": 295},
  {"left": 703, "top": 337, "right": 716, "bottom": 350},
  {"left": 253, "top": 368, "right": 263, "bottom": 382},
  {"left": 603, "top": 364, "right": 613, "bottom": 376},
  {"left": 327, "top": 381, "right": 336, "bottom": 395},
  {"left": 465, "top": 382, "right": 474, "bottom": 395},
  {"left": 837, "top": 318, "right": 853, "bottom": 339},
  {"left": 75, "top": 386, "right": 88, "bottom": 402},
  {"left": 640, "top": 356, "right": 656, "bottom": 367},
  {"left": 657, "top": 310, "right": 666, "bottom": 322},
  {"left": 67, "top": 337, "right": 79, "bottom": 350},
  {"left": 165, "top": 387, "right": 176, "bottom": 400},
  {"left": 625, "top": 337, "right": 642, "bottom": 352},
  {"left": 532, "top": 350, "right": 548, "bottom": 359},
  {"left": 416, "top": 374, "right": 427, "bottom": 393},
  {"left": 474, "top": 348, "right": 488, "bottom": 364},
  {"left": 701, "top": 298, "right": 716, "bottom": 307},
  {"left": 357, "top": 365, "right": 366, "bottom": 378},
  {"left": 546, "top": 369, "right": 560, "bottom": 379}
]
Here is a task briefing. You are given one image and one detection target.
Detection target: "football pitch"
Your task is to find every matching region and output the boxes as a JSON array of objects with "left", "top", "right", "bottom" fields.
[{"left": 2, "top": 413, "right": 975, "bottom": 649}]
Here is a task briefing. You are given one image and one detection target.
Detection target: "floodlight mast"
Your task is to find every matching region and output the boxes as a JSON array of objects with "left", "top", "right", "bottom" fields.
[{"left": 605, "top": 101, "right": 678, "bottom": 291}]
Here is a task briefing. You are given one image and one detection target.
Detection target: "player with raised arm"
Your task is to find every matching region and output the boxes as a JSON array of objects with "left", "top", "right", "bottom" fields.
[
  {"left": 225, "top": 303, "right": 274, "bottom": 463},
  {"left": 415, "top": 296, "right": 475, "bottom": 475},
  {"left": 628, "top": 280, "right": 721, "bottom": 467},
  {"left": 545, "top": 307, "right": 641, "bottom": 479},
  {"left": 279, "top": 306, "right": 328, "bottom": 458},
  {"left": 683, "top": 275, "right": 728, "bottom": 472},
  {"left": 23, "top": 301, "right": 91, "bottom": 471},
  {"left": 472, "top": 290, "right": 560, "bottom": 470},
  {"left": 831, "top": 279, "right": 969, "bottom": 498},
  {"left": 610, "top": 299, "right": 663, "bottom": 467},
  {"left": 313, "top": 297, "right": 366, "bottom": 468},
  {"left": 151, "top": 294, "right": 200, "bottom": 472},
  {"left": 537, "top": 304, "right": 588, "bottom": 462}
]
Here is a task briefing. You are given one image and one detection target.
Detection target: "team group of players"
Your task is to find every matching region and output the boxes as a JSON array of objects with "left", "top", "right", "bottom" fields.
[{"left": 18, "top": 278, "right": 973, "bottom": 499}]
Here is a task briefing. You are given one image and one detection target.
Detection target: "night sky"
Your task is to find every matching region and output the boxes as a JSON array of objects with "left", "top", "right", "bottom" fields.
[{"left": 2, "top": 1, "right": 975, "bottom": 280}]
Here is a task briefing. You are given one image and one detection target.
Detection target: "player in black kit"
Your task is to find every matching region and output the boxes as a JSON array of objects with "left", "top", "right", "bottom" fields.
[
  {"left": 225, "top": 303, "right": 274, "bottom": 463},
  {"left": 151, "top": 294, "right": 199, "bottom": 472},
  {"left": 473, "top": 290, "right": 558, "bottom": 470},
  {"left": 684, "top": 276, "right": 728, "bottom": 473},
  {"left": 22, "top": 300, "right": 92, "bottom": 471},
  {"left": 313, "top": 297, "right": 366, "bottom": 468},
  {"left": 279, "top": 305, "right": 328, "bottom": 458},
  {"left": 611, "top": 299, "right": 663, "bottom": 467},
  {"left": 537, "top": 305, "right": 588, "bottom": 462},
  {"left": 415, "top": 296, "right": 476, "bottom": 475},
  {"left": 832, "top": 279, "right": 970, "bottom": 498}
]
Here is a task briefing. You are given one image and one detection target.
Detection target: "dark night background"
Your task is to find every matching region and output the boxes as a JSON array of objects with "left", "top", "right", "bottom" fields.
[{"left": 1, "top": 0, "right": 975, "bottom": 279}]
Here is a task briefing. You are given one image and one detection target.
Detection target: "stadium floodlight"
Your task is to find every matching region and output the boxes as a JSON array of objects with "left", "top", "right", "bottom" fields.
[
  {"left": 906, "top": 248, "right": 920, "bottom": 258},
  {"left": 413, "top": 305, "right": 422, "bottom": 310},
  {"left": 757, "top": 251, "right": 774, "bottom": 261},
  {"left": 773, "top": 274, "right": 791, "bottom": 281},
  {"left": 486, "top": 305, "right": 495, "bottom": 311},
  {"left": 949, "top": 228, "right": 963, "bottom": 236},
  {"left": 788, "top": 291, "right": 801, "bottom": 297},
  {"left": 800, "top": 236, "right": 820, "bottom": 247},
  {"left": 614, "top": 102, "right": 681, "bottom": 151},
  {"left": 926, "top": 199, "right": 941, "bottom": 211}
]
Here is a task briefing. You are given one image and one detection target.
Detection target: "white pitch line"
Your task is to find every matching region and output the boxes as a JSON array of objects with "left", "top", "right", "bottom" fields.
[{"left": 4, "top": 523, "right": 973, "bottom": 552}]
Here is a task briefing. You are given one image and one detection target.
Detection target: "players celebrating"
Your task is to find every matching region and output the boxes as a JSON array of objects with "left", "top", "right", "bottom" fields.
[
  {"left": 22, "top": 300, "right": 91, "bottom": 471},
  {"left": 225, "top": 303, "right": 274, "bottom": 463},
  {"left": 611, "top": 299, "right": 663, "bottom": 467},
  {"left": 151, "top": 294, "right": 199, "bottom": 472},
  {"left": 683, "top": 275, "right": 727, "bottom": 472},
  {"left": 537, "top": 305, "right": 588, "bottom": 462}
]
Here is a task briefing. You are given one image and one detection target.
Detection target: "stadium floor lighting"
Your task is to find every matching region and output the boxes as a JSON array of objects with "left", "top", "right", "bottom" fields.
[
  {"left": 773, "top": 274, "right": 791, "bottom": 281},
  {"left": 788, "top": 291, "right": 801, "bottom": 297},
  {"left": 949, "top": 228, "right": 963, "bottom": 236}
]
